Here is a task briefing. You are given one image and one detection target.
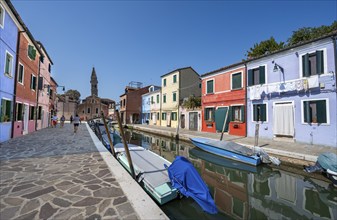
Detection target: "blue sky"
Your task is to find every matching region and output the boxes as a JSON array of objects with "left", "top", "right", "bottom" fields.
[{"left": 12, "top": 0, "right": 336, "bottom": 101}]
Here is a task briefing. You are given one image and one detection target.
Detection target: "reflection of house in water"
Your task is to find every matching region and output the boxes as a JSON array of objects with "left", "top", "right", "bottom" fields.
[
  {"left": 247, "top": 170, "right": 337, "bottom": 219},
  {"left": 189, "top": 155, "right": 249, "bottom": 219}
]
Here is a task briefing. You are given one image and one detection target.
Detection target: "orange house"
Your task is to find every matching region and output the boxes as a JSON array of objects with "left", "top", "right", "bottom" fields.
[{"left": 201, "top": 62, "right": 246, "bottom": 136}]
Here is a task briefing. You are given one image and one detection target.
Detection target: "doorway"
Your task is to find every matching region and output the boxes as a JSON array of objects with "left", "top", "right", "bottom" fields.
[
  {"left": 273, "top": 102, "right": 294, "bottom": 138},
  {"left": 181, "top": 114, "right": 185, "bottom": 129},
  {"left": 215, "top": 107, "right": 229, "bottom": 132},
  {"left": 23, "top": 104, "right": 29, "bottom": 134},
  {"left": 189, "top": 112, "right": 198, "bottom": 131}
]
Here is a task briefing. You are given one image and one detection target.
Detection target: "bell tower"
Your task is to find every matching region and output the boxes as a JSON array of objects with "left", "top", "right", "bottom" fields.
[{"left": 91, "top": 67, "right": 98, "bottom": 96}]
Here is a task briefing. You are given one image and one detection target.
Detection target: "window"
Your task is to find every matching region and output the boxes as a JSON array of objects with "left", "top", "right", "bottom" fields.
[
  {"left": 151, "top": 96, "right": 154, "bottom": 104},
  {"left": 28, "top": 45, "right": 36, "bottom": 60},
  {"left": 163, "top": 94, "right": 166, "bottom": 103},
  {"left": 162, "top": 112, "right": 166, "bottom": 120},
  {"left": 253, "top": 104, "right": 266, "bottom": 122},
  {"left": 156, "top": 94, "right": 159, "bottom": 103},
  {"left": 173, "top": 92, "right": 177, "bottom": 102},
  {"left": 37, "top": 106, "right": 42, "bottom": 120},
  {"left": 96, "top": 108, "right": 99, "bottom": 114},
  {"left": 0, "top": 99, "right": 12, "bottom": 122},
  {"left": 303, "top": 100, "right": 327, "bottom": 124},
  {"left": 157, "top": 112, "right": 160, "bottom": 120},
  {"left": 163, "top": 78, "right": 166, "bottom": 87},
  {"left": 4, "top": 52, "right": 13, "bottom": 77},
  {"left": 48, "top": 63, "right": 52, "bottom": 73},
  {"left": 123, "top": 99, "right": 126, "bottom": 107},
  {"left": 232, "top": 106, "right": 244, "bottom": 122},
  {"left": 16, "top": 103, "right": 23, "bottom": 121},
  {"left": 18, "top": 64, "right": 24, "bottom": 84},
  {"left": 206, "top": 80, "right": 214, "bottom": 94},
  {"left": 171, "top": 112, "right": 177, "bottom": 121},
  {"left": 87, "top": 108, "right": 91, "bottom": 114},
  {"left": 173, "top": 75, "right": 177, "bottom": 83},
  {"left": 30, "top": 74, "right": 37, "bottom": 90},
  {"left": 204, "top": 107, "right": 214, "bottom": 121},
  {"left": 0, "top": 4, "right": 4, "bottom": 28},
  {"left": 302, "top": 50, "right": 324, "bottom": 77},
  {"left": 248, "top": 66, "right": 265, "bottom": 86},
  {"left": 231, "top": 72, "right": 242, "bottom": 90},
  {"left": 29, "top": 106, "right": 35, "bottom": 120},
  {"left": 49, "top": 89, "right": 53, "bottom": 99}
]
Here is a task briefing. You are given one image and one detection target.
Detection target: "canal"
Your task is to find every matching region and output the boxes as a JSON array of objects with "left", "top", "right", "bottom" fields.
[{"left": 123, "top": 129, "right": 337, "bottom": 220}]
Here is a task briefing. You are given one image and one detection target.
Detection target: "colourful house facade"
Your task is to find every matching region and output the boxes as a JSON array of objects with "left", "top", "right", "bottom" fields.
[
  {"left": 0, "top": 1, "right": 22, "bottom": 142},
  {"left": 246, "top": 33, "right": 337, "bottom": 147},
  {"left": 201, "top": 63, "right": 247, "bottom": 136},
  {"left": 141, "top": 85, "right": 161, "bottom": 125},
  {"left": 160, "top": 67, "right": 200, "bottom": 128}
]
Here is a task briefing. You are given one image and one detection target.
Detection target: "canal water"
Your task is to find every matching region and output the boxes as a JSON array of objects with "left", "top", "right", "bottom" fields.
[{"left": 123, "top": 129, "right": 337, "bottom": 220}]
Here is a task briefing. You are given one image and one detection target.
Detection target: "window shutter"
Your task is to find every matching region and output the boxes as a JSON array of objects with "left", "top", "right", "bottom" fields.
[
  {"left": 253, "top": 105, "right": 258, "bottom": 121},
  {"left": 248, "top": 69, "right": 253, "bottom": 86},
  {"left": 241, "top": 106, "right": 245, "bottom": 122},
  {"left": 316, "top": 50, "right": 324, "bottom": 75},
  {"left": 207, "top": 80, "right": 213, "bottom": 93},
  {"left": 260, "top": 104, "right": 266, "bottom": 122},
  {"left": 38, "top": 77, "right": 43, "bottom": 90},
  {"left": 259, "top": 66, "right": 265, "bottom": 84},
  {"left": 316, "top": 100, "right": 327, "bottom": 123},
  {"left": 228, "top": 106, "right": 232, "bottom": 122},
  {"left": 302, "top": 53, "right": 310, "bottom": 77},
  {"left": 304, "top": 101, "right": 311, "bottom": 123},
  {"left": 30, "top": 75, "right": 33, "bottom": 89},
  {"left": 204, "top": 109, "right": 207, "bottom": 120}
]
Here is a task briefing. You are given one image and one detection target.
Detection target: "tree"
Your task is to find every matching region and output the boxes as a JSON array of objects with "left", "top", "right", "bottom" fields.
[
  {"left": 64, "top": 89, "right": 81, "bottom": 102},
  {"left": 182, "top": 96, "right": 201, "bottom": 110},
  {"left": 246, "top": 37, "right": 285, "bottom": 59},
  {"left": 287, "top": 21, "right": 337, "bottom": 46}
]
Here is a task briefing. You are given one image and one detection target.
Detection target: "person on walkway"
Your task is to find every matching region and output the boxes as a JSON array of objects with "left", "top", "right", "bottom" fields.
[
  {"left": 52, "top": 114, "right": 58, "bottom": 128},
  {"left": 73, "top": 114, "right": 80, "bottom": 133},
  {"left": 60, "top": 115, "right": 65, "bottom": 128},
  {"left": 70, "top": 115, "right": 73, "bottom": 124}
]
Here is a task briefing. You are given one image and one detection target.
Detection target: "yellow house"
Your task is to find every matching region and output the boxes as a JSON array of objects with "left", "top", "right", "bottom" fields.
[{"left": 160, "top": 67, "right": 200, "bottom": 128}]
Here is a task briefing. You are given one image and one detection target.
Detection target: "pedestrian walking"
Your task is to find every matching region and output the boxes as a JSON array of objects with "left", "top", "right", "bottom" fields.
[
  {"left": 60, "top": 115, "right": 65, "bottom": 127},
  {"left": 52, "top": 115, "right": 58, "bottom": 128},
  {"left": 70, "top": 115, "right": 73, "bottom": 124},
  {"left": 73, "top": 114, "right": 80, "bottom": 133}
]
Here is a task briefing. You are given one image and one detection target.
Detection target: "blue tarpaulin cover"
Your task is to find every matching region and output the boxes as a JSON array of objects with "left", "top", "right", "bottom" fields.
[{"left": 165, "top": 156, "right": 218, "bottom": 214}]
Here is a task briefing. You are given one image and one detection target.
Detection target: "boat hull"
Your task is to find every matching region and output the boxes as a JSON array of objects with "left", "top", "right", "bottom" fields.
[{"left": 190, "top": 138, "right": 261, "bottom": 166}]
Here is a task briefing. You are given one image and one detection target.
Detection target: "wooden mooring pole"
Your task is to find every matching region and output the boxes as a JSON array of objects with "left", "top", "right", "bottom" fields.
[
  {"left": 101, "top": 111, "right": 116, "bottom": 157},
  {"left": 116, "top": 109, "right": 136, "bottom": 179}
]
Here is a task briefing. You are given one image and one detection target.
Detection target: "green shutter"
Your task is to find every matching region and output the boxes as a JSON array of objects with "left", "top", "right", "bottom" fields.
[
  {"left": 259, "top": 66, "right": 265, "bottom": 84},
  {"left": 316, "top": 100, "right": 327, "bottom": 123},
  {"left": 248, "top": 69, "right": 253, "bottom": 86},
  {"left": 304, "top": 101, "right": 311, "bottom": 123},
  {"left": 241, "top": 106, "right": 245, "bottom": 122},
  {"left": 316, "top": 50, "right": 324, "bottom": 75},
  {"left": 151, "top": 96, "right": 153, "bottom": 103},
  {"left": 224, "top": 107, "right": 232, "bottom": 132},
  {"left": 157, "top": 95, "right": 159, "bottom": 103},
  {"left": 260, "top": 104, "right": 266, "bottom": 122},
  {"left": 163, "top": 95, "right": 166, "bottom": 103},
  {"left": 204, "top": 108, "right": 207, "bottom": 120},
  {"left": 207, "top": 80, "right": 213, "bottom": 93},
  {"left": 212, "top": 108, "right": 215, "bottom": 121},
  {"left": 38, "top": 77, "right": 43, "bottom": 90},
  {"left": 163, "top": 79, "right": 166, "bottom": 86},
  {"left": 232, "top": 73, "right": 241, "bottom": 89},
  {"left": 303, "top": 53, "right": 310, "bottom": 77},
  {"left": 253, "top": 105, "right": 258, "bottom": 122}
]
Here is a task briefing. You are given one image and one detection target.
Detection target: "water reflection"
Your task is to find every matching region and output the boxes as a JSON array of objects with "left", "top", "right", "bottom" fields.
[{"left": 125, "top": 130, "right": 337, "bottom": 220}]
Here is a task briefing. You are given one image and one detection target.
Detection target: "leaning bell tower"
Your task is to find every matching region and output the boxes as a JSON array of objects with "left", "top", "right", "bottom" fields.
[{"left": 90, "top": 67, "right": 98, "bottom": 97}]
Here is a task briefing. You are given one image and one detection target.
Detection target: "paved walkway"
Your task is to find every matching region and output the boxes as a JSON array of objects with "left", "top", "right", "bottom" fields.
[
  {"left": 0, "top": 123, "right": 167, "bottom": 220},
  {"left": 129, "top": 124, "right": 337, "bottom": 164}
]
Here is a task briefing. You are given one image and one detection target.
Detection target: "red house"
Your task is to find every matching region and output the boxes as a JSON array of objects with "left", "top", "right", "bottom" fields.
[{"left": 201, "top": 62, "right": 246, "bottom": 136}]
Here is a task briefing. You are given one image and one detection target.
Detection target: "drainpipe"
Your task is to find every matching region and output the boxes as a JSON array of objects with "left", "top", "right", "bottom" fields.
[
  {"left": 35, "top": 53, "right": 42, "bottom": 131},
  {"left": 244, "top": 62, "right": 248, "bottom": 137},
  {"left": 11, "top": 31, "right": 25, "bottom": 138}
]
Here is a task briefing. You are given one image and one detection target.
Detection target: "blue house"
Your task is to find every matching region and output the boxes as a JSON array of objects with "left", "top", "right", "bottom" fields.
[
  {"left": 141, "top": 85, "right": 161, "bottom": 124},
  {"left": 246, "top": 32, "right": 337, "bottom": 148},
  {"left": 0, "top": 1, "right": 23, "bottom": 142}
]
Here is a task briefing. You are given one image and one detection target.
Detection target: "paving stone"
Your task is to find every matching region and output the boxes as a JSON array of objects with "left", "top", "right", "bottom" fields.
[
  {"left": 0, "top": 206, "right": 20, "bottom": 219},
  {"left": 84, "top": 184, "right": 101, "bottom": 190},
  {"left": 116, "top": 202, "right": 134, "bottom": 218},
  {"left": 63, "top": 195, "right": 83, "bottom": 203},
  {"left": 96, "top": 169, "right": 110, "bottom": 178},
  {"left": 53, "top": 208, "right": 82, "bottom": 219},
  {"left": 104, "top": 208, "right": 116, "bottom": 216},
  {"left": 52, "top": 197, "right": 72, "bottom": 207},
  {"left": 85, "top": 179, "right": 102, "bottom": 185},
  {"left": 99, "top": 199, "right": 112, "bottom": 213},
  {"left": 16, "top": 210, "right": 39, "bottom": 220},
  {"left": 71, "top": 213, "right": 85, "bottom": 220},
  {"left": 85, "top": 206, "right": 97, "bottom": 216},
  {"left": 39, "top": 202, "right": 58, "bottom": 219},
  {"left": 34, "top": 180, "right": 47, "bottom": 185},
  {"left": 0, "top": 186, "right": 12, "bottom": 195},
  {"left": 20, "top": 199, "right": 40, "bottom": 214},
  {"left": 73, "top": 197, "right": 102, "bottom": 207},
  {"left": 56, "top": 180, "right": 73, "bottom": 187},
  {"left": 94, "top": 187, "right": 124, "bottom": 198},
  {"left": 86, "top": 214, "right": 102, "bottom": 220},
  {"left": 76, "top": 188, "right": 92, "bottom": 196},
  {"left": 113, "top": 196, "right": 127, "bottom": 205},
  {"left": 78, "top": 174, "right": 96, "bottom": 181},
  {"left": 103, "top": 178, "right": 116, "bottom": 183},
  {"left": 12, "top": 183, "right": 36, "bottom": 192},
  {"left": 3, "top": 197, "right": 24, "bottom": 206},
  {"left": 123, "top": 214, "right": 138, "bottom": 220},
  {"left": 22, "top": 186, "right": 56, "bottom": 199},
  {"left": 68, "top": 185, "right": 82, "bottom": 194}
]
